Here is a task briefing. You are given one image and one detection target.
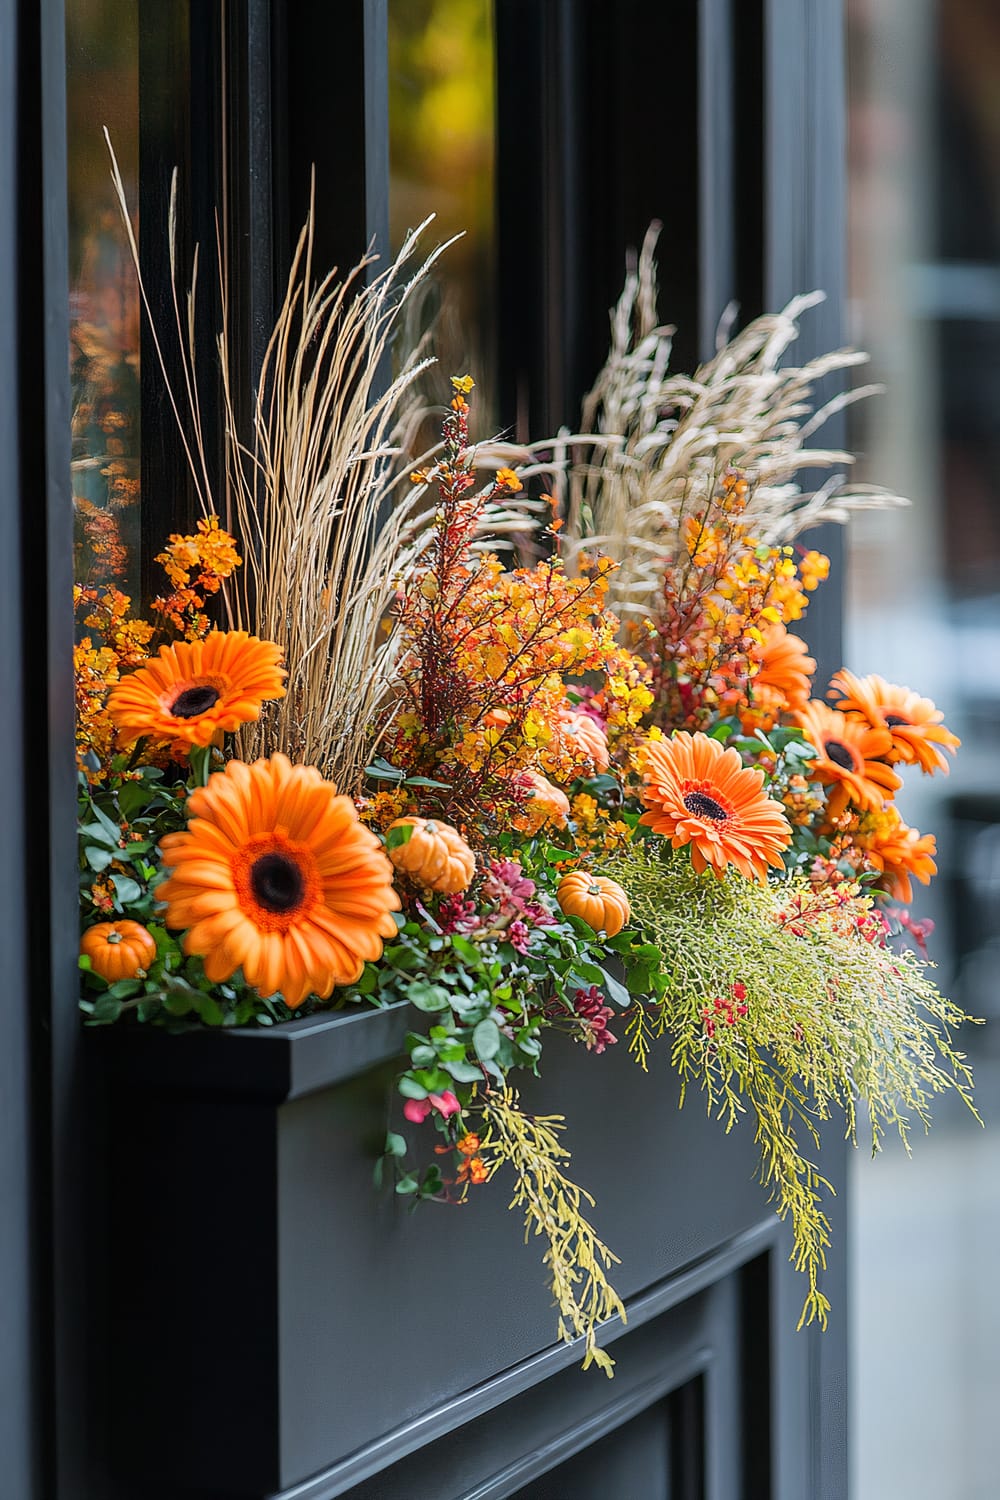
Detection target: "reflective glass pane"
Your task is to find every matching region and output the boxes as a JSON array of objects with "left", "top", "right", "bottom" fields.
[
  {"left": 388, "top": 0, "right": 497, "bottom": 428},
  {"left": 66, "top": 0, "right": 141, "bottom": 604}
]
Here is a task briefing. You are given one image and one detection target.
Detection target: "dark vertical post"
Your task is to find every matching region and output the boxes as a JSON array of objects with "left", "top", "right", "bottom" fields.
[
  {"left": 764, "top": 0, "right": 847, "bottom": 693},
  {"left": 763, "top": 5, "right": 849, "bottom": 1499},
  {"left": 3, "top": 0, "right": 81, "bottom": 1494},
  {"left": 0, "top": 3, "right": 44, "bottom": 1493},
  {"left": 698, "top": 0, "right": 736, "bottom": 357},
  {"left": 139, "top": 2, "right": 194, "bottom": 598},
  {"left": 273, "top": 0, "right": 389, "bottom": 286}
]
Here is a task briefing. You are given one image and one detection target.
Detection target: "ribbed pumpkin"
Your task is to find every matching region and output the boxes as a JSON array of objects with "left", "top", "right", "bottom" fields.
[
  {"left": 387, "top": 817, "right": 476, "bottom": 894},
  {"left": 555, "top": 709, "right": 610, "bottom": 772},
  {"left": 80, "top": 920, "right": 157, "bottom": 982},
  {"left": 556, "top": 872, "right": 631, "bottom": 937}
]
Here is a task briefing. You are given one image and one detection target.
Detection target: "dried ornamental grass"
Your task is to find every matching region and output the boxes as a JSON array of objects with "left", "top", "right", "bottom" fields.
[{"left": 555, "top": 224, "right": 909, "bottom": 618}]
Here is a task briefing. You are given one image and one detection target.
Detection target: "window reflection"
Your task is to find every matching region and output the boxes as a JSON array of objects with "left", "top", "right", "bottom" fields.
[
  {"left": 66, "top": 0, "right": 141, "bottom": 604},
  {"left": 388, "top": 0, "right": 497, "bottom": 429}
]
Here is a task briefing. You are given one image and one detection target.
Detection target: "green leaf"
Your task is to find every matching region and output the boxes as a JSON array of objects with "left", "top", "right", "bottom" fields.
[
  {"left": 443, "top": 1058, "right": 483, "bottom": 1083},
  {"left": 385, "top": 822, "right": 414, "bottom": 851},
  {"left": 472, "top": 1018, "right": 501, "bottom": 1061},
  {"left": 406, "top": 981, "right": 452, "bottom": 1013},
  {"left": 111, "top": 874, "right": 142, "bottom": 906},
  {"left": 449, "top": 934, "right": 480, "bottom": 965},
  {"left": 107, "top": 979, "right": 142, "bottom": 1000},
  {"left": 79, "top": 820, "right": 119, "bottom": 850},
  {"left": 372, "top": 1157, "right": 384, "bottom": 1189},
  {"left": 90, "top": 802, "right": 123, "bottom": 844},
  {"left": 597, "top": 965, "right": 631, "bottom": 1009},
  {"left": 395, "top": 1173, "right": 419, "bottom": 1195},
  {"left": 366, "top": 757, "right": 405, "bottom": 783},
  {"left": 409, "top": 1043, "right": 437, "bottom": 1068},
  {"left": 401, "top": 775, "right": 452, "bottom": 789},
  {"left": 398, "top": 1075, "right": 428, "bottom": 1101},
  {"left": 90, "top": 994, "right": 123, "bottom": 1024},
  {"left": 84, "top": 845, "right": 115, "bottom": 873},
  {"left": 384, "top": 1131, "right": 407, "bottom": 1157}
]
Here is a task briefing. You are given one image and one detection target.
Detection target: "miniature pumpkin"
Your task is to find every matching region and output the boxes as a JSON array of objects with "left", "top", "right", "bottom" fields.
[
  {"left": 386, "top": 816, "right": 476, "bottom": 894},
  {"left": 556, "top": 872, "right": 631, "bottom": 937},
  {"left": 80, "top": 920, "right": 157, "bottom": 983},
  {"left": 555, "top": 709, "right": 610, "bottom": 773},
  {"left": 513, "top": 770, "right": 572, "bottom": 834}
]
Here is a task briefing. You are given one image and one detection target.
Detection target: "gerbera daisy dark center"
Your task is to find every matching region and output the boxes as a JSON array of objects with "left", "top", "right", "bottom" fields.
[
  {"left": 170, "top": 684, "right": 221, "bottom": 719},
  {"left": 883, "top": 713, "right": 910, "bottom": 728},
  {"left": 250, "top": 852, "right": 306, "bottom": 914},
  {"left": 683, "top": 790, "right": 729, "bottom": 821},
  {"left": 823, "top": 738, "right": 856, "bottom": 770}
]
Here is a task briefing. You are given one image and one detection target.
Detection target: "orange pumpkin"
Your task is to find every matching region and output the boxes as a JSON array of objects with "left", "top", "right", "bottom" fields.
[
  {"left": 557, "top": 872, "right": 631, "bottom": 937},
  {"left": 555, "top": 709, "right": 610, "bottom": 773},
  {"left": 513, "top": 770, "right": 571, "bottom": 834},
  {"left": 80, "top": 920, "right": 157, "bottom": 983},
  {"left": 386, "top": 817, "right": 476, "bottom": 894}
]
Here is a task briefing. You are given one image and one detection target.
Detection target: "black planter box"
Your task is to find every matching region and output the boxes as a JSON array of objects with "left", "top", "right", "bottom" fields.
[{"left": 101, "top": 1002, "right": 770, "bottom": 1499}]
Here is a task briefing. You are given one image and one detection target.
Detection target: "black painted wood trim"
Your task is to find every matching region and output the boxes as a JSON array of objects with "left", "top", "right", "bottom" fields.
[
  {"left": 95, "top": 1001, "right": 413, "bottom": 1103},
  {"left": 258, "top": 1221, "right": 778, "bottom": 1500}
]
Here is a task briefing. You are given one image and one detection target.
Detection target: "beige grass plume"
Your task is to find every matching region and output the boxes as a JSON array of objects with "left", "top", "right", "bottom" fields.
[{"left": 554, "top": 223, "right": 908, "bottom": 618}]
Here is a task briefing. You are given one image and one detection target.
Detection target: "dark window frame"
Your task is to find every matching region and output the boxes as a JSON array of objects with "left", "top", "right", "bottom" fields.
[{"left": 6, "top": 1, "right": 848, "bottom": 1492}]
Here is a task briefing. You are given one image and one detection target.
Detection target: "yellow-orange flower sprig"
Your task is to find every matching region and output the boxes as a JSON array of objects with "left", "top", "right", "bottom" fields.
[
  {"left": 640, "top": 470, "right": 829, "bottom": 732},
  {"left": 73, "top": 518, "right": 245, "bottom": 778},
  {"left": 390, "top": 382, "right": 651, "bottom": 833},
  {"left": 152, "top": 515, "right": 242, "bottom": 640}
]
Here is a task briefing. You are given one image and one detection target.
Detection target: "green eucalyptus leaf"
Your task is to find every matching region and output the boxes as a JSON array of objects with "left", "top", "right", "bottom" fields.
[
  {"left": 398, "top": 1075, "right": 428, "bottom": 1101},
  {"left": 90, "top": 995, "right": 123, "bottom": 1024},
  {"left": 111, "top": 874, "right": 142, "bottom": 906},
  {"left": 443, "top": 1058, "right": 483, "bottom": 1083},
  {"left": 472, "top": 1018, "right": 501, "bottom": 1061}
]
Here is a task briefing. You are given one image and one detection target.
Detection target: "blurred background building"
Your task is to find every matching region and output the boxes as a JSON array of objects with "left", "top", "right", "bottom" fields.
[{"left": 847, "top": 2, "right": 1000, "bottom": 1496}]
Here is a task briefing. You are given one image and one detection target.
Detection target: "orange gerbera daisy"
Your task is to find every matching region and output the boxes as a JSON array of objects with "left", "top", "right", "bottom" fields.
[
  {"left": 639, "top": 731, "right": 792, "bottom": 883},
  {"left": 858, "top": 804, "right": 937, "bottom": 904},
  {"left": 108, "top": 630, "right": 286, "bottom": 748},
  {"left": 158, "top": 753, "right": 400, "bottom": 1006},
  {"left": 829, "top": 669, "right": 960, "bottom": 775},
  {"left": 794, "top": 701, "right": 901, "bottom": 820},
  {"left": 742, "top": 623, "right": 816, "bottom": 731}
]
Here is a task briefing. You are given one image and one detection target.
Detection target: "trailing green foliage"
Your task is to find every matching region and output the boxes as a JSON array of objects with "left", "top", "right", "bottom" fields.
[{"left": 606, "top": 840, "right": 980, "bottom": 1326}]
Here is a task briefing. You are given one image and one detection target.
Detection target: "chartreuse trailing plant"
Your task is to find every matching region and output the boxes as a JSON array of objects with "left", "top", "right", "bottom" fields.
[
  {"left": 608, "top": 839, "right": 977, "bottom": 1327},
  {"left": 76, "top": 158, "right": 977, "bottom": 1374}
]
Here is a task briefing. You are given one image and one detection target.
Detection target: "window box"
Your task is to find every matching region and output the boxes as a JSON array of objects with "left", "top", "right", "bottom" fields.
[{"left": 99, "top": 1001, "right": 768, "bottom": 1498}]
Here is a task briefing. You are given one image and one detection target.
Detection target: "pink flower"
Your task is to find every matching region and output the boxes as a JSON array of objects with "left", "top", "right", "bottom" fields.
[
  {"left": 481, "top": 858, "right": 537, "bottom": 912},
  {"left": 402, "top": 1090, "right": 461, "bottom": 1124},
  {"left": 437, "top": 894, "right": 482, "bottom": 935},
  {"left": 508, "top": 919, "right": 530, "bottom": 954},
  {"left": 572, "top": 985, "right": 617, "bottom": 1055}
]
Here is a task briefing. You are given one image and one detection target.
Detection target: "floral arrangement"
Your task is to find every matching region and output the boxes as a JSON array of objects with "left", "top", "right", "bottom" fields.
[{"left": 76, "top": 172, "right": 977, "bottom": 1374}]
